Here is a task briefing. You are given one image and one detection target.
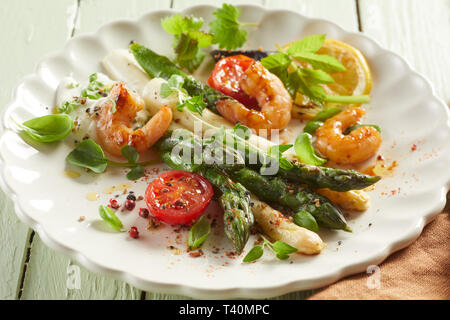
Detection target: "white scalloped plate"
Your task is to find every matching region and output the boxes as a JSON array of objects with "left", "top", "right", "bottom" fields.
[{"left": 1, "top": 4, "right": 449, "bottom": 299}]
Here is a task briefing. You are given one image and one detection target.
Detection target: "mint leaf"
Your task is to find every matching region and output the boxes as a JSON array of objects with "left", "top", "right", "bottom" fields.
[
  {"left": 178, "top": 48, "right": 206, "bottom": 73},
  {"left": 188, "top": 216, "right": 211, "bottom": 249},
  {"left": 287, "top": 34, "right": 326, "bottom": 55},
  {"left": 209, "top": 4, "right": 250, "bottom": 50},
  {"left": 243, "top": 245, "right": 264, "bottom": 263},
  {"left": 292, "top": 51, "right": 346, "bottom": 73},
  {"left": 300, "top": 68, "right": 335, "bottom": 84}
]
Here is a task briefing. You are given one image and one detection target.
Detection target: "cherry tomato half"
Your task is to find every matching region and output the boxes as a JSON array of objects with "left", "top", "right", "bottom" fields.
[
  {"left": 145, "top": 171, "right": 214, "bottom": 225},
  {"left": 208, "top": 55, "right": 258, "bottom": 108}
]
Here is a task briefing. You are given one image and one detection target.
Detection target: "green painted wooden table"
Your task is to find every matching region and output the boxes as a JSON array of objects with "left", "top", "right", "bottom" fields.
[{"left": 1, "top": 0, "right": 449, "bottom": 300}]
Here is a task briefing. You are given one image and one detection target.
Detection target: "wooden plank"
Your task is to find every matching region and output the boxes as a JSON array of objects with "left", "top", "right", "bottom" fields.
[
  {"left": 0, "top": 0, "right": 78, "bottom": 300},
  {"left": 358, "top": 0, "right": 450, "bottom": 102},
  {"left": 19, "top": 0, "right": 172, "bottom": 300},
  {"left": 265, "top": 0, "right": 359, "bottom": 31}
]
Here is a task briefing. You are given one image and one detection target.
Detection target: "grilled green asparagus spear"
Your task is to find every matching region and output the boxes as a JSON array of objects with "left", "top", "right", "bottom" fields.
[
  {"left": 130, "top": 42, "right": 231, "bottom": 113},
  {"left": 230, "top": 167, "right": 351, "bottom": 231},
  {"left": 158, "top": 132, "right": 253, "bottom": 253},
  {"left": 131, "top": 42, "right": 381, "bottom": 191}
]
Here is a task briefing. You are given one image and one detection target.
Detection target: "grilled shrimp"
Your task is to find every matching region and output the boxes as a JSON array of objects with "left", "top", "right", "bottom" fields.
[
  {"left": 216, "top": 61, "right": 292, "bottom": 134},
  {"left": 96, "top": 82, "right": 172, "bottom": 157},
  {"left": 315, "top": 106, "right": 381, "bottom": 164}
]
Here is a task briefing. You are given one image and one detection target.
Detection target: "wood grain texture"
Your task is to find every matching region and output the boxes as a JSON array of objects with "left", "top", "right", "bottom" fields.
[
  {"left": 0, "top": 0, "right": 78, "bottom": 300},
  {"left": 265, "top": 0, "right": 358, "bottom": 31},
  {"left": 359, "top": 0, "right": 450, "bottom": 101},
  {"left": 19, "top": 0, "right": 174, "bottom": 300}
]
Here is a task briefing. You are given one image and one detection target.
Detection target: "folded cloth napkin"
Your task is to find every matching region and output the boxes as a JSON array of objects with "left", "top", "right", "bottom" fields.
[{"left": 308, "top": 193, "right": 449, "bottom": 300}]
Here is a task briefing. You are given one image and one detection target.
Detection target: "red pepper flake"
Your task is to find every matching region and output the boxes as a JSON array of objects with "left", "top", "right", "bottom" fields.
[
  {"left": 108, "top": 199, "right": 120, "bottom": 209},
  {"left": 139, "top": 208, "right": 149, "bottom": 218},
  {"left": 189, "top": 250, "right": 204, "bottom": 258},
  {"left": 148, "top": 216, "right": 161, "bottom": 229},
  {"left": 128, "top": 226, "right": 139, "bottom": 239},
  {"left": 411, "top": 144, "right": 417, "bottom": 151},
  {"left": 377, "top": 154, "right": 384, "bottom": 161}
]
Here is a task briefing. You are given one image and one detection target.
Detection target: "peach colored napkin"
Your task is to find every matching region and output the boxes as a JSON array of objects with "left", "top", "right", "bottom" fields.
[{"left": 308, "top": 193, "right": 450, "bottom": 300}]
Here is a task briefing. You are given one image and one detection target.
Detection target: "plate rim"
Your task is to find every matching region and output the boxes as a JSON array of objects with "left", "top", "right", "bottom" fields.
[{"left": 1, "top": 3, "right": 449, "bottom": 299}]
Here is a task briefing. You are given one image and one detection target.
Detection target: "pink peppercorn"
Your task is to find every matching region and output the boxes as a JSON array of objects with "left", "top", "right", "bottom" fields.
[
  {"left": 124, "top": 199, "right": 135, "bottom": 211},
  {"left": 129, "top": 226, "right": 139, "bottom": 239},
  {"left": 139, "top": 208, "right": 149, "bottom": 218},
  {"left": 109, "top": 199, "right": 120, "bottom": 209}
]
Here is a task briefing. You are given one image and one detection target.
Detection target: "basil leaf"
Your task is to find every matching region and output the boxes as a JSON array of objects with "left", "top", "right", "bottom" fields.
[
  {"left": 188, "top": 216, "right": 211, "bottom": 249},
  {"left": 272, "top": 241, "right": 297, "bottom": 260},
  {"left": 303, "top": 120, "right": 323, "bottom": 135},
  {"left": 293, "top": 210, "right": 319, "bottom": 232},
  {"left": 344, "top": 124, "right": 381, "bottom": 135},
  {"left": 233, "top": 122, "right": 251, "bottom": 140},
  {"left": 99, "top": 205, "right": 124, "bottom": 232},
  {"left": 126, "top": 165, "right": 144, "bottom": 181},
  {"left": 243, "top": 245, "right": 264, "bottom": 263},
  {"left": 294, "top": 133, "right": 327, "bottom": 166},
  {"left": 20, "top": 114, "right": 73, "bottom": 143},
  {"left": 66, "top": 139, "right": 108, "bottom": 173},
  {"left": 121, "top": 145, "right": 139, "bottom": 163}
]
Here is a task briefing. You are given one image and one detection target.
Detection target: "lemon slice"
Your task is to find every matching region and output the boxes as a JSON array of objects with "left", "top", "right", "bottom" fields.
[{"left": 287, "top": 39, "right": 372, "bottom": 119}]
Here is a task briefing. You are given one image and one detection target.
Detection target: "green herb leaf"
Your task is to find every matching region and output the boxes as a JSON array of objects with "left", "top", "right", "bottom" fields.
[
  {"left": 209, "top": 4, "right": 250, "bottom": 50},
  {"left": 66, "top": 139, "right": 108, "bottom": 173},
  {"left": 160, "top": 74, "right": 185, "bottom": 98},
  {"left": 300, "top": 68, "right": 335, "bottom": 84},
  {"left": 271, "top": 241, "right": 298, "bottom": 260},
  {"left": 188, "top": 216, "right": 211, "bottom": 249},
  {"left": 303, "top": 120, "right": 323, "bottom": 135},
  {"left": 344, "top": 124, "right": 381, "bottom": 135},
  {"left": 243, "top": 245, "right": 264, "bottom": 263},
  {"left": 189, "top": 30, "right": 214, "bottom": 48},
  {"left": 161, "top": 14, "right": 204, "bottom": 35},
  {"left": 161, "top": 13, "right": 212, "bottom": 73},
  {"left": 126, "top": 165, "right": 144, "bottom": 181},
  {"left": 121, "top": 145, "right": 139, "bottom": 164},
  {"left": 177, "top": 94, "right": 206, "bottom": 115},
  {"left": 177, "top": 47, "right": 206, "bottom": 73},
  {"left": 268, "top": 144, "right": 294, "bottom": 170},
  {"left": 312, "top": 107, "right": 342, "bottom": 121},
  {"left": 293, "top": 210, "right": 319, "bottom": 232},
  {"left": 99, "top": 205, "right": 124, "bottom": 232},
  {"left": 261, "top": 52, "right": 291, "bottom": 74},
  {"left": 294, "top": 133, "right": 327, "bottom": 166},
  {"left": 233, "top": 122, "right": 251, "bottom": 140},
  {"left": 19, "top": 114, "right": 73, "bottom": 143},
  {"left": 287, "top": 34, "right": 326, "bottom": 55},
  {"left": 292, "top": 51, "right": 346, "bottom": 73},
  {"left": 57, "top": 100, "right": 81, "bottom": 114}
]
